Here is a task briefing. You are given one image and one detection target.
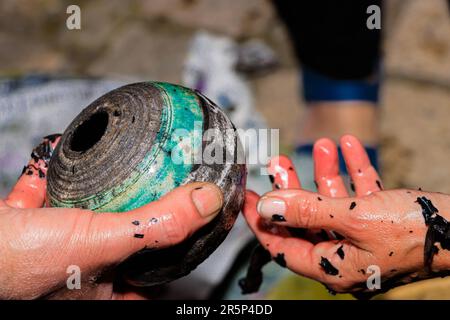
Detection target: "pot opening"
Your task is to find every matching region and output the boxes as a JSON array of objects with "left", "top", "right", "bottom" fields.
[{"left": 70, "top": 111, "right": 109, "bottom": 152}]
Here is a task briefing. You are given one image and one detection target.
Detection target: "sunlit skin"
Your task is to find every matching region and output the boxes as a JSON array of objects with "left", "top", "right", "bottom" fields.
[
  {"left": 244, "top": 135, "right": 450, "bottom": 295},
  {"left": 2, "top": 134, "right": 450, "bottom": 299},
  {"left": 0, "top": 136, "right": 224, "bottom": 300}
]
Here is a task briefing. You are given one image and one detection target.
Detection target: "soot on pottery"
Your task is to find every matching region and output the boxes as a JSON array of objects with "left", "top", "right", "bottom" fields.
[{"left": 47, "top": 82, "right": 246, "bottom": 286}]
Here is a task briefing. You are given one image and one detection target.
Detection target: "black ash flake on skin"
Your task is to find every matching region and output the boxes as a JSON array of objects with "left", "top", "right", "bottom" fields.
[
  {"left": 319, "top": 257, "right": 339, "bottom": 276},
  {"left": 416, "top": 196, "right": 450, "bottom": 272},
  {"left": 271, "top": 214, "right": 286, "bottom": 222},
  {"left": 29, "top": 134, "right": 61, "bottom": 166},
  {"left": 336, "top": 245, "right": 345, "bottom": 260},
  {"left": 134, "top": 234, "right": 144, "bottom": 239},
  {"left": 150, "top": 217, "right": 158, "bottom": 224},
  {"left": 288, "top": 227, "right": 307, "bottom": 238},
  {"left": 349, "top": 202, "right": 356, "bottom": 210},
  {"left": 273, "top": 253, "right": 287, "bottom": 268},
  {"left": 238, "top": 244, "right": 272, "bottom": 294},
  {"left": 376, "top": 180, "right": 383, "bottom": 190}
]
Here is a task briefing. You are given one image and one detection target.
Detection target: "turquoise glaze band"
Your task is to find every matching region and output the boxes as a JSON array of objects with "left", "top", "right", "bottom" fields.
[{"left": 49, "top": 82, "right": 203, "bottom": 212}]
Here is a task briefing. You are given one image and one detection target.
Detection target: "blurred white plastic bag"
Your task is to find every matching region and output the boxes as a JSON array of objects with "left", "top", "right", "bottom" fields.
[{"left": 183, "top": 31, "right": 268, "bottom": 171}]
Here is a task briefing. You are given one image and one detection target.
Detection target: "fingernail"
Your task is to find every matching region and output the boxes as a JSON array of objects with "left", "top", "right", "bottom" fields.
[
  {"left": 257, "top": 197, "right": 286, "bottom": 220},
  {"left": 191, "top": 184, "right": 223, "bottom": 218}
]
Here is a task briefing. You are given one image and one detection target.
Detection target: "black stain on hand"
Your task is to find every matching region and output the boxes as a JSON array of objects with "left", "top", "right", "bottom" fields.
[
  {"left": 273, "top": 253, "right": 287, "bottom": 268},
  {"left": 416, "top": 196, "right": 438, "bottom": 224},
  {"left": 238, "top": 244, "right": 272, "bottom": 294},
  {"left": 271, "top": 214, "right": 286, "bottom": 222},
  {"left": 333, "top": 231, "right": 345, "bottom": 240},
  {"left": 337, "top": 245, "right": 345, "bottom": 260},
  {"left": 416, "top": 196, "right": 450, "bottom": 272},
  {"left": 319, "top": 257, "right": 339, "bottom": 276}
]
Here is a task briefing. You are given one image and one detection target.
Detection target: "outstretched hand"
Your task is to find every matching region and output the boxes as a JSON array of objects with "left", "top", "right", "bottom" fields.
[
  {"left": 243, "top": 135, "right": 450, "bottom": 295},
  {"left": 0, "top": 135, "right": 223, "bottom": 299}
]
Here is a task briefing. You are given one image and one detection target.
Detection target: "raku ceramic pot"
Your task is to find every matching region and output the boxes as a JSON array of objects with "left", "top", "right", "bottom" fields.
[{"left": 47, "top": 82, "right": 246, "bottom": 286}]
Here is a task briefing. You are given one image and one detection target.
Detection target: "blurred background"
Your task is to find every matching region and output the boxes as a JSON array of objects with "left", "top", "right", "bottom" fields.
[{"left": 0, "top": 0, "right": 449, "bottom": 299}]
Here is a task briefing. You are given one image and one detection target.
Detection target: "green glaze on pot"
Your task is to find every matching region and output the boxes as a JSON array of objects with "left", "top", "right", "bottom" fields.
[
  {"left": 48, "top": 82, "right": 203, "bottom": 212},
  {"left": 96, "top": 82, "right": 203, "bottom": 212}
]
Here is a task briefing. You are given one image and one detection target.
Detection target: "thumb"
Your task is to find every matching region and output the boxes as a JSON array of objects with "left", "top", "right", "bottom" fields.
[
  {"left": 72, "top": 182, "right": 224, "bottom": 270},
  {"left": 255, "top": 189, "right": 356, "bottom": 235},
  {"left": 7, "top": 182, "right": 223, "bottom": 286}
]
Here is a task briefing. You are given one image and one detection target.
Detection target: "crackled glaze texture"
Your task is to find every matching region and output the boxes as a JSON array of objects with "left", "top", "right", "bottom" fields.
[{"left": 47, "top": 82, "right": 246, "bottom": 286}]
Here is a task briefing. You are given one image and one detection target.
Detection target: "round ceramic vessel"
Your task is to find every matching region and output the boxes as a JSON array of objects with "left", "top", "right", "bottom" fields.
[{"left": 47, "top": 82, "right": 246, "bottom": 286}]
